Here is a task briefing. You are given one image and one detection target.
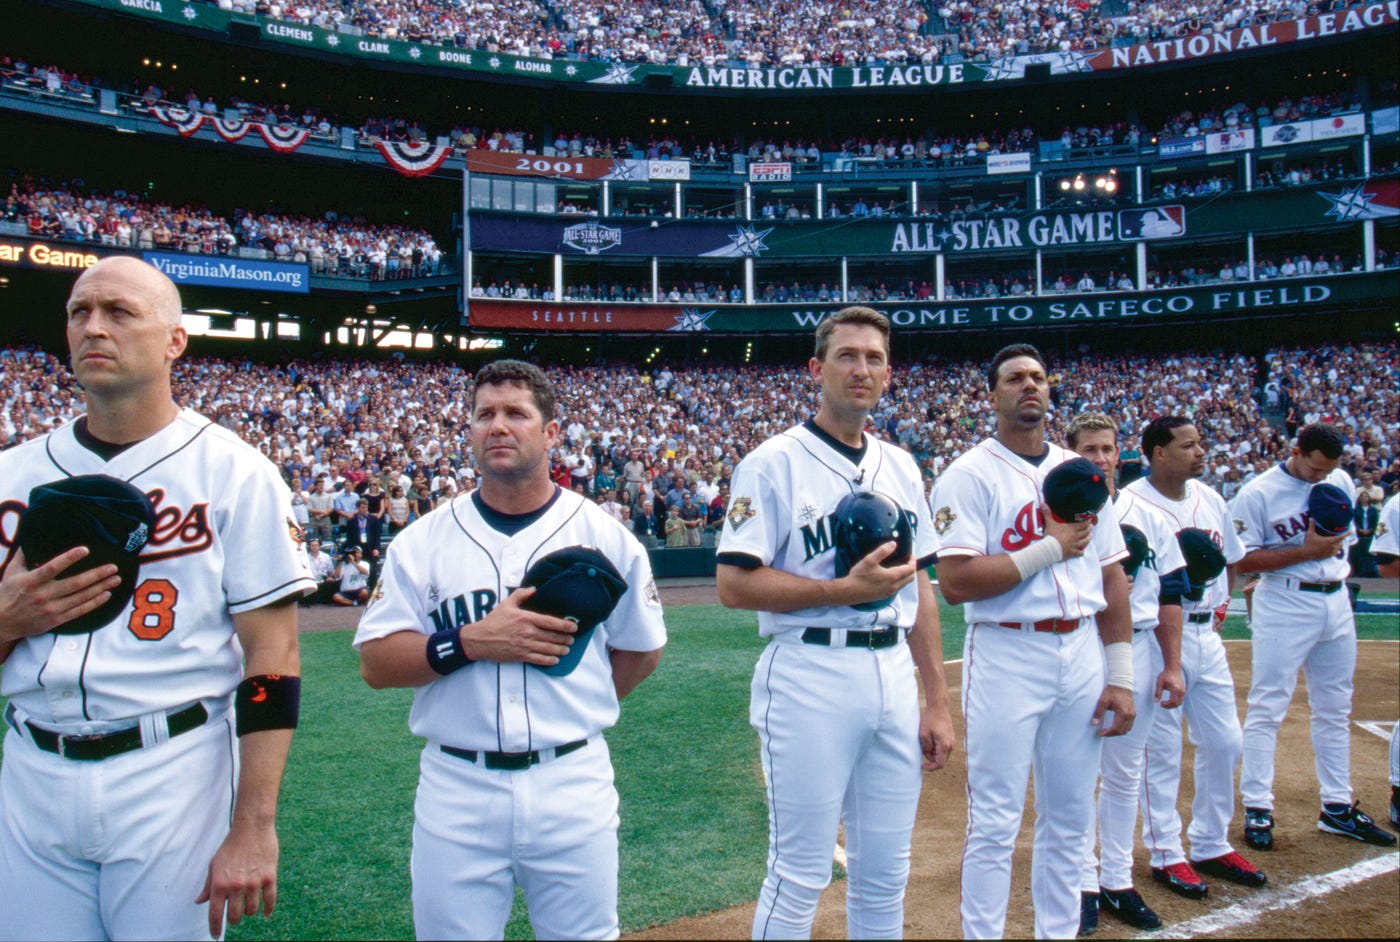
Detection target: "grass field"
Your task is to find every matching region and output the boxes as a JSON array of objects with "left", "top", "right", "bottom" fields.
[{"left": 2, "top": 596, "right": 1397, "bottom": 940}]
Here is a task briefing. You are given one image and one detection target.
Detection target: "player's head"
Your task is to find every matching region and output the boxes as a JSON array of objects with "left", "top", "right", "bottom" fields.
[
  {"left": 809, "top": 306, "right": 890, "bottom": 423},
  {"left": 472, "top": 359, "right": 556, "bottom": 421},
  {"left": 470, "top": 359, "right": 560, "bottom": 485},
  {"left": 986, "top": 343, "right": 1050, "bottom": 428},
  {"left": 65, "top": 256, "right": 187, "bottom": 400},
  {"left": 1288, "top": 422, "right": 1345, "bottom": 483},
  {"left": 1142, "top": 415, "right": 1204, "bottom": 481},
  {"left": 1067, "top": 412, "right": 1120, "bottom": 482},
  {"left": 986, "top": 343, "right": 1046, "bottom": 392}
]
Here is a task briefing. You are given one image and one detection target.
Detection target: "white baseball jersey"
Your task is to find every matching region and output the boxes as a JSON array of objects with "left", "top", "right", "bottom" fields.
[
  {"left": 718, "top": 422, "right": 935, "bottom": 635},
  {"left": 929, "top": 439, "right": 1128, "bottom": 622},
  {"left": 1374, "top": 493, "right": 1400, "bottom": 558},
  {"left": 1115, "top": 488, "right": 1187, "bottom": 632},
  {"left": 353, "top": 486, "right": 666, "bottom": 750},
  {"left": 1122, "top": 476, "right": 1245, "bottom": 614},
  {"left": 0, "top": 409, "right": 316, "bottom": 726},
  {"left": 1230, "top": 463, "right": 1355, "bottom": 581}
]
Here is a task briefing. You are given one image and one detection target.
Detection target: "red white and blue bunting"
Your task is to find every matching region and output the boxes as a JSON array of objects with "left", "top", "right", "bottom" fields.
[
  {"left": 376, "top": 140, "right": 453, "bottom": 178},
  {"left": 211, "top": 117, "right": 255, "bottom": 142},
  {"left": 150, "top": 105, "right": 205, "bottom": 136},
  {"left": 258, "top": 123, "right": 311, "bottom": 153}
]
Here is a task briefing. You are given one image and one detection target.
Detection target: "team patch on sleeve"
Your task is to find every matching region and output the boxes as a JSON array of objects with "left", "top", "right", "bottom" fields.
[
  {"left": 644, "top": 579, "right": 660, "bottom": 604},
  {"left": 934, "top": 506, "right": 957, "bottom": 536},
  {"left": 727, "top": 496, "right": 757, "bottom": 530},
  {"left": 286, "top": 517, "right": 306, "bottom": 547},
  {"left": 369, "top": 578, "right": 386, "bottom": 606},
  {"left": 1233, "top": 518, "right": 1247, "bottom": 535}
]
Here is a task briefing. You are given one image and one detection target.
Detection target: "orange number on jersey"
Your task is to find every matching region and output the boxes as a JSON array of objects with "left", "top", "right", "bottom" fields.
[{"left": 128, "top": 578, "right": 179, "bottom": 641}]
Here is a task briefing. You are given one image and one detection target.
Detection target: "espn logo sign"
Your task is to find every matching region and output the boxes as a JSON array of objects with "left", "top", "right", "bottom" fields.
[{"left": 749, "top": 162, "right": 792, "bottom": 182}]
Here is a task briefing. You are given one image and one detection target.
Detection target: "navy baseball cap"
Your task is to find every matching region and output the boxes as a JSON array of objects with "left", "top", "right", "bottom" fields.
[
  {"left": 520, "top": 546, "right": 627, "bottom": 677},
  {"left": 1043, "top": 457, "right": 1110, "bottom": 524},
  {"left": 1307, "top": 483, "right": 1352, "bottom": 536}
]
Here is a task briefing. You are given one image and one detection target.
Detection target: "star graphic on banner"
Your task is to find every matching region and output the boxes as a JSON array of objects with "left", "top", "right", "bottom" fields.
[
  {"left": 668, "top": 308, "right": 715, "bottom": 332},
  {"left": 592, "top": 62, "right": 638, "bottom": 84},
  {"left": 728, "top": 225, "right": 773, "bottom": 256},
  {"left": 981, "top": 57, "right": 1022, "bottom": 81},
  {"left": 326, "top": 34, "right": 340, "bottom": 47},
  {"left": 932, "top": 226, "right": 955, "bottom": 250},
  {"left": 489, "top": 56, "right": 502, "bottom": 69},
  {"left": 799, "top": 503, "right": 820, "bottom": 524},
  {"left": 607, "top": 159, "right": 643, "bottom": 180},
  {"left": 409, "top": 46, "right": 422, "bottom": 59},
  {"left": 1318, "top": 184, "right": 1379, "bottom": 221},
  {"left": 1058, "top": 49, "right": 1094, "bottom": 72},
  {"left": 565, "top": 64, "right": 578, "bottom": 76},
  {"left": 182, "top": 4, "right": 197, "bottom": 20}
]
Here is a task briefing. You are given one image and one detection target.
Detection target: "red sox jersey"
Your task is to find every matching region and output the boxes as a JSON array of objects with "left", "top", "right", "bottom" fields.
[
  {"left": 0, "top": 410, "right": 316, "bottom": 727},
  {"left": 1114, "top": 489, "right": 1187, "bottom": 631},
  {"left": 1373, "top": 493, "right": 1399, "bottom": 559},
  {"left": 717, "top": 423, "right": 935, "bottom": 637},
  {"left": 1122, "top": 477, "right": 1245, "bottom": 616},
  {"left": 929, "top": 439, "right": 1128, "bottom": 624},
  {"left": 1229, "top": 464, "right": 1355, "bottom": 581},
  {"left": 353, "top": 487, "right": 666, "bottom": 750}
]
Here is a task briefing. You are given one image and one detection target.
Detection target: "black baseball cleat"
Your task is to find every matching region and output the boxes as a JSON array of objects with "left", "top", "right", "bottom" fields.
[
  {"left": 1244, "top": 807, "right": 1274, "bottom": 851},
  {"left": 1077, "top": 891, "right": 1099, "bottom": 937},
  {"left": 1192, "top": 852, "right": 1267, "bottom": 888},
  {"left": 1151, "top": 861, "right": 1208, "bottom": 900},
  {"left": 1097, "top": 886, "right": 1162, "bottom": 931},
  {"left": 1318, "top": 802, "right": 1398, "bottom": 846}
]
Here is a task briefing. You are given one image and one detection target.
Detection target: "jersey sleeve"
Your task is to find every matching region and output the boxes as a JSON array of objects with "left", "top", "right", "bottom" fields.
[
  {"left": 223, "top": 457, "right": 317, "bottom": 614},
  {"left": 1091, "top": 495, "right": 1128, "bottom": 566},
  {"left": 717, "top": 448, "right": 788, "bottom": 566},
  {"left": 928, "top": 462, "right": 989, "bottom": 558},
  {"left": 1230, "top": 485, "right": 1267, "bottom": 553},
  {"left": 600, "top": 527, "right": 667, "bottom": 654},
  {"left": 353, "top": 537, "right": 430, "bottom": 649},
  {"left": 1373, "top": 495, "right": 1400, "bottom": 557},
  {"left": 1216, "top": 492, "right": 1248, "bottom": 565}
]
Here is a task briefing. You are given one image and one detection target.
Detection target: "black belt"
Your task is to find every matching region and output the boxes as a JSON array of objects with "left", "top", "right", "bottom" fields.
[
  {"left": 10, "top": 702, "right": 208, "bottom": 761},
  {"left": 1297, "top": 580, "right": 1343, "bottom": 594},
  {"left": 1187, "top": 611, "right": 1215, "bottom": 624},
  {"left": 441, "top": 738, "right": 588, "bottom": 771},
  {"left": 801, "top": 627, "right": 902, "bottom": 649}
]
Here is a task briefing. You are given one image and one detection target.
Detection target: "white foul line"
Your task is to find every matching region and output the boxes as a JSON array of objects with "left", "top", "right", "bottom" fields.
[
  {"left": 1155, "top": 853, "right": 1399, "bottom": 939},
  {"left": 1356, "top": 720, "right": 1396, "bottom": 742}
]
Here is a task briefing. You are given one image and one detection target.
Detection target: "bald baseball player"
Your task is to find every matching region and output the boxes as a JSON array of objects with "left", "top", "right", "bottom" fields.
[
  {"left": 930, "top": 343, "right": 1134, "bottom": 940},
  {"left": 717, "top": 306, "right": 955, "bottom": 940},
  {"left": 1233, "top": 423, "right": 1395, "bottom": 848},
  {"left": 1068, "top": 412, "right": 1187, "bottom": 935},
  {"left": 356, "top": 359, "right": 666, "bottom": 940},
  {"left": 0, "top": 257, "right": 315, "bottom": 940}
]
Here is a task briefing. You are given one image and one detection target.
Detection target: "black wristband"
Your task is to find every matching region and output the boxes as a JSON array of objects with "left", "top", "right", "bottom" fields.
[
  {"left": 426, "top": 628, "right": 473, "bottom": 676},
  {"left": 235, "top": 674, "right": 301, "bottom": 736}
]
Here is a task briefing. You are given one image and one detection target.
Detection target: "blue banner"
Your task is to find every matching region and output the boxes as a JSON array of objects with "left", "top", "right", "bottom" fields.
[
  {"left": 142, "top": 252, "right": 310, "bottom": 294},
  {"left": 1157, "top": 137, "right": 1208, "bottom": 157}
]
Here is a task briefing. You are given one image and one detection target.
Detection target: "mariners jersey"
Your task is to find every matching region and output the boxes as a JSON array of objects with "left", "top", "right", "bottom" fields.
[
  {"left": 1230, "top": 463, "right": 1355, "bottom": 582},
  {"left": 717, "top": 423, "right": 934, "bottom": 637},
  {"left": 353, "top": 487, "right": 666, "bottom": 751},
  {"left": 1373, "top": 493, "right": 1399, "bottom": 558},
  {"left": 1122, "top": 476, "right": 1244, "bottom": 616},
  {"left": 1114, "top": 488, "right": 1187, "bottom": 632},
  {"left": 929, "top": 439, "right": 1127, "bottom": 625},
  {"left": 0, "top": 410, "right": 316, "bottom": 729}
]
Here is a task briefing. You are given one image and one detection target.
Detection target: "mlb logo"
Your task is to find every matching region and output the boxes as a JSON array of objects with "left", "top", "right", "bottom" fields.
[{"left": 1118, "top": 205, "right": 1185, "bottom": 240}]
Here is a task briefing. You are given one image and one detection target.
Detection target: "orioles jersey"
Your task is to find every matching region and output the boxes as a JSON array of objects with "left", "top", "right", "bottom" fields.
[{"left": 1122, "top": 476, "right": 1244, "bottom": 616}]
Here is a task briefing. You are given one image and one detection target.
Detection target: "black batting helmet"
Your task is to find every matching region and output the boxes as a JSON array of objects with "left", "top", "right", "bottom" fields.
[{"left": 833, "top": 491, "right": 912, "bottom": 612}]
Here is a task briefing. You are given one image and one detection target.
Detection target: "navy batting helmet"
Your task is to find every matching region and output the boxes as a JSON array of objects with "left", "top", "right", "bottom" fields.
[
  {"left": 16, "top": 474, "right": 155, "bottom": 635},
  {"left": 1307, "top": 483, "right": 1352, "bottom": 536},
  {"left": 833, "top": 491, "right": 913, "bottom": 612},
  {"left": 520, "top": 545, "right": 627, "bottom": 677},
  {"left": 1120, "top": 524, "right": 1151, "bottom": 579},
  {"left": 1176, "top": 527, "right": 1226, "bottom": 602},
  {"left": 1043, "top": 457, "right": 1110, "bottom": 524}
]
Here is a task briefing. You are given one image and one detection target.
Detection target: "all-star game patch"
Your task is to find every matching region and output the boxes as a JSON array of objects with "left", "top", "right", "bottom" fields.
[
  {"left": 370, "top": 578, "right": 386, "bottom": 605},
  {"left": 727, "top": 496, "right": 757, "bottom": 529},
  {"left": 934, "top": 505, "right": 957, "bottom": 536},
  {"left": 1234, "top": 518, "right": 1247, "bottom": 535},
  {"left": 645, "top": 579, "right": 660, "bottom": 604},
  {"left": 287, "top": 517, "right": 306, "bottom": 547}
]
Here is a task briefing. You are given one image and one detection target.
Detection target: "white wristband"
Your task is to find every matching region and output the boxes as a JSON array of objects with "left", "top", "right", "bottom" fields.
[
  {"left": 1104, "top": 641, "right": 1134, "bottom": 692},
  {"left": 1009, "top": 536, "right": 1064, "bottom": 581}
]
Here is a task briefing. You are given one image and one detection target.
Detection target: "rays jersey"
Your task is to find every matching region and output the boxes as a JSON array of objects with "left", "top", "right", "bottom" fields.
[
  {"left": 929, "top": 439, "right": 1127, "bottom": 624},
  {"left": 1229, "top": 463, "right": 1355, "bottom": 582},
  {"left": 1122, "top": 477, "right": 1245, "bottom": 616},
  {"left": 0, "top": 410, "right": 316, "bottom": 728},
  {"left": 353, "top": 487, "right": 665, "bottom": 751},
  {"left": 1115, "top": 488, "right": 1187, "bottom": 631},
  {"left": 717, "top": 422, "right": 934, "bottom": 637}
]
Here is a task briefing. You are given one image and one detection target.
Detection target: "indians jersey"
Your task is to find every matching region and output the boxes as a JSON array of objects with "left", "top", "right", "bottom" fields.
[
  {"left": 717, "top": 423, "right": 934, "bottom": 637},
  {"left": 0, "top": 410, "right": 316, "bottom": 727},
  {"left": 1230, "top": 463, "right": 1355, "bottom": 582},
  {"left": 1373, "top": 493, "right": 1399, "bottom": 558},
  {"left": 1115, "top": 488, "right": 1187, "bottom": 632},
  {"left": 930, "top": 439, "right": 1127, "bottom": 625},
  {"left": 353, "top": 487, "right": 666, "bottom": 751},
  {"left": 1122, "top": 476, "right": 1244, "bottom": 616}
]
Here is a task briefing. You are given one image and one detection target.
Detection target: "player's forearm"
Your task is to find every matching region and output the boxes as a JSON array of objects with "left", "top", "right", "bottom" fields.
[
  {"left": 1237, "top": 546, "right": 1313, "bottom": 573},
  {"left": 715, "top": 562, "right": 877, "bottom": 611},
  {"left": 231, "top": 728, "right": 293, "bottom": 831},
  {"left": 609, "top": 647, "right": 662, "bottom": 700},
  {"left": 1153, "top": 604, "right": 1184, "bottom": 671},
  {"left": 359, "top": 630, "right": 441, "bottom": 688},
  {"left": 908, "top": 576, "right": 950, "bottom": 706},
  {"left": 933, "top": 553, "right": 1026, "bottom": 605}
]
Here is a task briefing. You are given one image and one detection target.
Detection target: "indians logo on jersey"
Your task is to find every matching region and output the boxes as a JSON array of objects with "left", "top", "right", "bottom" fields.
[{"left": 1000, "top": 501, "right": 1046, "bottom": 551}]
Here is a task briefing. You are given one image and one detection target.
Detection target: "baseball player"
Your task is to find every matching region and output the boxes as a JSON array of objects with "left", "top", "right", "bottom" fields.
[
  {"left": 1123, "top": 416, "right": 1266, "bottom": 896},
  {"left": 1068, "top": 413, "right": 1187, "bottom": 935},
  {"left": 716, "top": 306, "right": 955, "bottom": 940},
  {"left": 930, "top": 343, "right": 1134, "bottom": 940},
  {"left": 1233, "top": 423, "right": 1396, "bottom": 848},
  {"left": 0, "top": 257, "right": 315, "bottom": 941},
  {"left": 355, "top": 359, "right": 666, "bottom": 940},
  {"left": 1371, "top": 493, "right": 1400, "bottom": 829}
]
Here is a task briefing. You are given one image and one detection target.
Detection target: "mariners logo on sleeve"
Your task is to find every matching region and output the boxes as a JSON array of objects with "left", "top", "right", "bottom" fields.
[
  {"left": 727, "top": 496, "right": 757, "bottom": 529},
  {"left": 934, "top": 506, "right": 957, "bottom": 536}
]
